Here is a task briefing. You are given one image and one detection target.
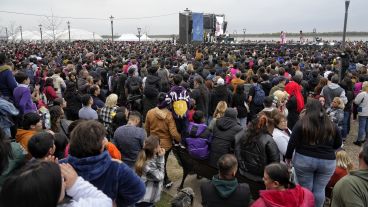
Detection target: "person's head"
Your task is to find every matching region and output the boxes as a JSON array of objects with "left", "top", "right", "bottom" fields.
[
  {"left": 274, "top": 112, "right": 288, "bottom": 130},
  {"left": 336, "top": 149, "right": 354, "bottom": 172},
  {"left": 49, "top": 105, "right": 64, "bottom": 133},
  {"left": 22, "top": 112, "right": 42, "bottom": 131},
  {"left": 332, "top": 97, "right": 344, "bottom": 109},
  {"left": 0, "top": 161, "right": 63, "bottom": 207},
  {"left": 263, "top": 96, "right": 274, "bottom": 108},
  {"left": 69, "top": 120, "right": 106, "bottom": 158},
  {"left": 301, "top": 98, "right": 335, "bottom": 145},
  {"left": 68, "top": 72, "right": 76, "bottom": 81},
  {"left": 45, "top": 78, "right": 54, "bottom": 87},
  {"left": 273, "top": 90, "right": 288, "bottom": 106},
  {"left": 127, "top": 111, "right": 142, "bottom": 127},
  {"left": 157, "top": 92, "right": 171, "bottom": 109},
  {"left": 67, "top": 119, "right": 84, "bottom": 138},
  {"left": 331, "top": 74, "right": 340, "bottom": 84},
  {"left": 359, "top": 141, "right": 368, "bottom": 169},
  {"left": 251, "top": 75, "right": 259, "bottom": 83},
  {"left": 263, "top": 163, "right": 295, "bottom": 190},
  {"left": 135, "top": 135, "right": 161, "bottom": 176},
  {"left": 173, "top": 74, "right": 183, "bottom": 85},
  {"left": 318, "top": 96, "right": 326, "bottom": 107},
  {"left": 105, "top": 93, "right": 118, "bottom": 108},
  {"left": 213, "top": 101, "right": 228, "bottom": 119},
  {"left": 14, "top": 71, "right": 30, "bottom": 85},
  {"left": 224, "top": 108, "right": 238, "bottom": 120},
  {"left": 362, "top": 81, "right": 368, "bottom": 92},
  {"left": 53, "top": 98, "right": 67, "bottom": 108},
  {"left": 243, "top": 114, "right": 268, "bottom": 144},
  {"left": 217, "top": 154, "right": 238, "bottom": 180},
  {"left": 54, "top": 133, "right": 69, "bottom": 160},
  {"left": 81, "top": 94, "right": 93, "bottom": 107},
  {"left": 28, "top": 132, "right": 55, "bottom": 159},
  {"left": 194, "top": 76, "right": 204, "bottom": 88},
  {"left": 112, "top": 111, "right": 128, "bottom": 131},
  {"left": 193, "top": 110, "right": 205, "bottom": 124},
  {"left": 89, "top": 84, "right": 100, "bottom": 96}
]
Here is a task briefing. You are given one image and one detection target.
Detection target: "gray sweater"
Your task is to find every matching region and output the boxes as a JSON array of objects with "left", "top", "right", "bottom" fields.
[{"left": 354, "top": 91, "right": 368, "bottom": 116}]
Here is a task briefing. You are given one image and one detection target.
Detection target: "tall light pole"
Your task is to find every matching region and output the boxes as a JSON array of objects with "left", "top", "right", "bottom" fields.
[
  {"left": 342, "top": 0, "right": 350, "bottom": 48},
  {"left": 39, "top": 24, "right": 43, "bottom": 42},
  {"left": 19, "top": 26, "right": 23, "bottom": 41},
  {"left": 110, "top": 15, "right": 114, "bottom": 42},
  {"left": 67, "top": 21, "right": 71, "bottom": 42},
  {"left": 243, "top": 28, "right": 246, "bottom": 42},
  {"left": 5, "top": 27, "right": 8, "bottom": 42},
  {"left": 137, "top": 27, "right": 141, "bottom": 42},
  {"left": 313, "top": 28, "right": 316, "bottom": 42}
]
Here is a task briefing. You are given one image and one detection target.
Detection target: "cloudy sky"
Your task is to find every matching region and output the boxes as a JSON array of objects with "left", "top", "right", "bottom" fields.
[{"left": 0, "top": 0, "right": 367, "bottom": 36}]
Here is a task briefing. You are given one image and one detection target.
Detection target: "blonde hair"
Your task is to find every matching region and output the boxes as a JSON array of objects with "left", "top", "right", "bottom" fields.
[
  {"left": 273, "top": 90, "right": 289, "bottom": 105},
  {"left": 105, "top": 94, "right": 118, "bottom": 108},
  {"left": 332, "top": 97, "right": 345, "bottom": 109},
  {"left": 336, "top": 150, "right": 353, "bottom": 172},
  {"left": 135, "top": 135, "right": 160, "bottom": 176},
  {"left": 213, "top": 101, "right": 228, "bottom": 119},
  {"left": 362, "top": 81, "right": 368, "bottom": 91}
]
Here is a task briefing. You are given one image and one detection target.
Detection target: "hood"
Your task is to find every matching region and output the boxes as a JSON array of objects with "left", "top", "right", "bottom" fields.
[
  {"left": 260, "top": 185, "right": 306, "bottom": 207},
  {"left": 66, "top": 151, "right": 112, "bottom": 181},
  {"left": 0, "top": 65, "right": 11, "bottom": 72},
  {"left": 15, "top": 129, "right": 36, "bottom": 142},
  {"left": 350, "top": 169, "right": 368, "bottom": 182},
  {"left": 153, "top": 107, "right": 169, "bottom": 120},
  {"left": 211, "top": 175, "right": 239, "bottom": 199},
  {"left": 328, "top": 82, "right": 340, "bottom": 90},
  {"left": 216, "top": 117, "right": 238, "bottom": 131},
  {"left": 146, "top": 74, "right": 161, "bottom": 85}
]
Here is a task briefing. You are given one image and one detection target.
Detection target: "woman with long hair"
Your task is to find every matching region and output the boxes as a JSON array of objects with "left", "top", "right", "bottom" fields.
[
  {"left": 43, "top": 77, "right": 58, "bottom": 106},
  {"left": 314, "top": 77, "right": 328, "bottom": 96},
  {"left": 285, "top": 98, "right": 342, "bottom": 207},
  {"left": 191, "top": 76, "right": 210, "bottom": 118},
  {"left": 232, "top": 84, "right": 248, "bottom": 127},
  {"left": 135, "top": 135, "right": 165, "bottom": 207},
  {"left": 49, "top": 105, "right": 64, "bottom": 133},
  {"left": 251, "top": 163, "right": 315, "bottom": 207},
  {"left": 208, "top": 101, "right": 228, "bottom": 131},
  {"left": 236, "top": 114, "right": 280, "bottom": 198},
  {"left": 63, "top": 82, "right": 82, "bottom": 121}
]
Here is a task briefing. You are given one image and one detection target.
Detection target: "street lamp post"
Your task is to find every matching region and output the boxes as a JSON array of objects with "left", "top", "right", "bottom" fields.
[
  {"left": 243, "top": 28, "right": 246, "bottom": 42},
  {"left": 19, "top": 26, "right": 23, "bottom": 41},
  {"left": 313, "top": 28, "right": 316, "bottom": 42},
  {"left": 67, "top": 21, "right": 71, "bottom": 42},
  {"left": 5, "top": 27, "right": 8, "bottom": 42},
  {"left": 110, "top": 15, "right": 114, "bottom": 42},
  {"left": 39, "top": 24, "right": 43, "bottom": 42},
  {"left": 137, "top": 27, "right": 141, "bottom": 42},
  {"left": 342, "top": 0, "right": 350, "bottom": 48}
]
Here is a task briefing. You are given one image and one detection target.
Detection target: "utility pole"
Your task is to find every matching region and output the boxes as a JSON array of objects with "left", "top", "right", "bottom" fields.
[
  {"left": 342, "top": 0, "right": 351, "bottom": 48},
  {"left": 5, "top": 27, "right": 8, "bottom": 42},
  {"left": 137, "top": 27, "right": 141, "bottom": 42},
  {"left": 39, "top": 24, "right": 43, "bottom": 42},
  {"left": 243, "top": 28, "right": 246, "bottom": 42},
  {"left": 19, "top": 26, "right": 23, "bottom": 41},
  {"left": 110, "top": 15, "right": 114, "bottom": 42},
  {"left": 67, "top": 21, "right": 71, "bottom": 42}
]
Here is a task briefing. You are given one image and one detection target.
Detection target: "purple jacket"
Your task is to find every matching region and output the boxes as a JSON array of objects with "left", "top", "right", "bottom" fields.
[{"left": 13, "top": 85, "right": 37, "bottom": 114}]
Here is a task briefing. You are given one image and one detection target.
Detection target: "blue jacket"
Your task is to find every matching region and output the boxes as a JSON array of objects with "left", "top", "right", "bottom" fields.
[
  {"left": 62, "top": 151, "right": 145, "bottom": 207},
  {"left": 0, "top": 65, "right": 18, "bottom": 99}
]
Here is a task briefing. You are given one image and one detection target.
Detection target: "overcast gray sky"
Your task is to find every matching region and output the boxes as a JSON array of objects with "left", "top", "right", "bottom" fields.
[{"left": 0, "top": 0, "right": 367, "bottom": 35}]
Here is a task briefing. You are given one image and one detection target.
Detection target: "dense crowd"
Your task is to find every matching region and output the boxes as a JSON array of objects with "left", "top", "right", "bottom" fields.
[{"left": 0, "top": 40, "right": 368, "bottom": 207}]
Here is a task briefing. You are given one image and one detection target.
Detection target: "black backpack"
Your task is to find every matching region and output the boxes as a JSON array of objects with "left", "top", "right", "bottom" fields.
[{"left": 127, "top": 77, "right": 141, "bottom": 95}]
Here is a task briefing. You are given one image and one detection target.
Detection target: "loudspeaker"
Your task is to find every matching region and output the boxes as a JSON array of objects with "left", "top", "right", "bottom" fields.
[
  {"left": 179, "top": 13, "right": 191, "bottom": 44},
  {"left": 203, "top": 15, "right": 214, "bottom": 30}
]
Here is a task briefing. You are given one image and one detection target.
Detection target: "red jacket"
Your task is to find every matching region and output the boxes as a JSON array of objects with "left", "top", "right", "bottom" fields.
[{"left": 251, "top": 185, "right": 314, "bottom": 207}]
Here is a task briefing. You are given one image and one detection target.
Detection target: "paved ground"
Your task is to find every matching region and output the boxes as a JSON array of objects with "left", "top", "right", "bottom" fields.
[{"left": 162, "top": 120, "right": 362, "bottom": 207}]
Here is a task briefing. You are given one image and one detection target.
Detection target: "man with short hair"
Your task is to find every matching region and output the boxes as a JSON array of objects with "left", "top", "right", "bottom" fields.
[
  {"left": 201, "top": 154, "right": 251, "bottom": 207},
  {"left": 90, "top": 84, "right": 105, "bottom": 110},
  {"left": 62, "top": 120, "right": 145, "bottom": 207},
  {"left": 321, "top": 74, "right": 348, "bottom": 107},
  {"left": 16, "top": 112, "right": 43, "bottom": 152},
  {"left": 114, "top": 111, "right": 146, "bottom": 167},
  {"left": 332, "top": 142, "right": 368, "bottom": 207}
]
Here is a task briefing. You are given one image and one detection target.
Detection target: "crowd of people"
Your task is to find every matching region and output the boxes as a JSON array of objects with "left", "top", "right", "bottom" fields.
[{"left": 0, "top": 40, "right": 368, "bottom": 207}]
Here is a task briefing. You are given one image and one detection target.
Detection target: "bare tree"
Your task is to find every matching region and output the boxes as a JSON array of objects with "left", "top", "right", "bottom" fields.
[
  {"left": 8, "top": 21, "right": 17, "bottom": 37},
  {"left": 42, "top": 10, "right": 63, "bottom": 41}
]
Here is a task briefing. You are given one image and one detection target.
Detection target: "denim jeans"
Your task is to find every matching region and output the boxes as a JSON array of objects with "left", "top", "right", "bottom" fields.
[
  {"left": 357, "top": 116, "right": 368, "bottom": 142},
  {"left": 341, "top": 111, "right": 351, "bottom": 139},
  {"left": 293, "top": 153, "right": 336, "bottom": 207}
]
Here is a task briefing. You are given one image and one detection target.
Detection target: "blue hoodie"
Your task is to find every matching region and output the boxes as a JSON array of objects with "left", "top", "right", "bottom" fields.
[{"left": 62, "top": 151, "right": 145, "bottom": 207}]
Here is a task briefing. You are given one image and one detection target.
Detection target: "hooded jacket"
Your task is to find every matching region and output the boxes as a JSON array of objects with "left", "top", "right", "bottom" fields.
[
  {"left": 62, "top": 151, "right": 145, "bottom": 207},
  {"left": 209, "top": 116, "right": 242, "bottom": 167},
  {"left": 251, "top": 185, "right": 315, "bottom": 207},
  {"left": 209, "top": 85, "right": 232, "bottom": 116},
  {"left": 0, "top": 65, "right": 18, "bottom": 98},
  {"left": 332, "top": 169, "right": 368, "bottom": 207},
  {"left": 201, "top": 175, "right": 251, "bottom": 207},
  {"left": 145, "top": 74, "right": 161, "bottom": 92},
  {"left": 15, "top": 129, "right": 37, "bottom": 151},
  {"left": 321, "top": 83, "right": 348, "bottom": 107},
  {"left": 145, "top": 107, "right": 181, "bottom": 150}
]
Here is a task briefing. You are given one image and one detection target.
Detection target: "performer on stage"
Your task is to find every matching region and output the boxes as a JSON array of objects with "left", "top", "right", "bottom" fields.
[
  {"left": 280, "top": 31, "right": 287, "bottom": 44},
  {"left": 299, "top": 30, "right": 304, "bottom": 44}
]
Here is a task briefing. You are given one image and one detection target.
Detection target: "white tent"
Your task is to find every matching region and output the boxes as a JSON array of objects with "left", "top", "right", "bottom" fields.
[
  {"left": 116, "top": 33, "right": 139, "bottom": 41},
  {"left": 43, "top": 30, "right": 63, "bottom": 41},
  {"left": 8, "top": 31, "right": 40, "bottom": 41},
  {"left": 139, "top": 34, "right": 152, "bottom": 41},
  {"left": 57, "top": 28, "right": 102, "bottom": 41}
]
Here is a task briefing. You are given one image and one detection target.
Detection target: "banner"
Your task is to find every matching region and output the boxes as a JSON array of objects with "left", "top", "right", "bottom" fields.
[
  {"left": 215, "top": 16, "right": 224, "bottom": 36},
  {"left": 192, "top": 13, "right": 203, "bottom": 42}
]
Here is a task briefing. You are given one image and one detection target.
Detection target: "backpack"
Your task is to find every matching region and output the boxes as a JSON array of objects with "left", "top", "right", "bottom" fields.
[
  {"left": 253, "top": 84, "right": 265, "bottom": 106},
  {"left": 127, "top": 77, "right": 141, "bottom": 95},
  {"left": 185, "top": 123, "right": 210, "bottom": 160}
]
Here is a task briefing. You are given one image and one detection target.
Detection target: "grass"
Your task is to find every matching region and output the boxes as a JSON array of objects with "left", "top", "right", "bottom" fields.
[{"left": 155, "top": 191, "right": 173, "bottom": 207}]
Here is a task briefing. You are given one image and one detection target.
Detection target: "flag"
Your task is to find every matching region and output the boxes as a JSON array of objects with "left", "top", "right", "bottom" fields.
[{"left": 192, "top": 13, "right": 203, "bottom": 42}]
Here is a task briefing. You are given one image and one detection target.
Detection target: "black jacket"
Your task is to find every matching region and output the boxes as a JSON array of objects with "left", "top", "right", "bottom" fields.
[
  {"left": 201, "top": 179, "right": 251, "bottom": 207},
  {"left": 191, "top": 86, "right": 210, "bottom": 117},
  {"left": 209, "top": 117, "right": 242, "bottom": 167},
  {"left": 145, "top": 74, "right": 162, "bottom": 92},
  {"left": 209, "top": 85, "right": 232, "bottom": 116},
  {"left": 236, "top": 131, "right": 280, "bottom": 182}
]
